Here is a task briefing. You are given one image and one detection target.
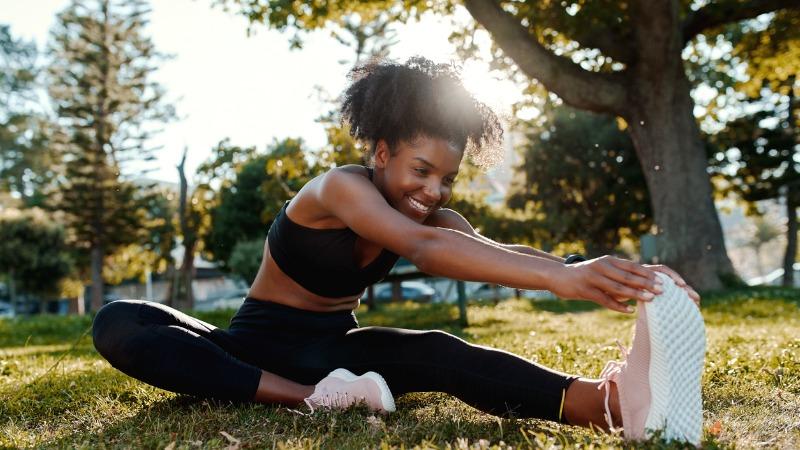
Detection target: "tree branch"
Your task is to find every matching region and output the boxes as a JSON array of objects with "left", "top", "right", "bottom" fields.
[
  {"left": 683, "top": 0, "right": 800, "bottom": 44},
  {"left": 570, "top": 28, "right": 635, "bottom": 65},
  {"left": 463, "top": 0, "right": 628, "bottom": 115}
]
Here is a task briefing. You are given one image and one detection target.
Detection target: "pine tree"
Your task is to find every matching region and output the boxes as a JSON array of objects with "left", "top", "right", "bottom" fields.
[
  {"left": 47, "top": 0, "right": 174, "bottom": 311},
  {"left": 0, "top": 25, "right": 56, "bottom": 206}
]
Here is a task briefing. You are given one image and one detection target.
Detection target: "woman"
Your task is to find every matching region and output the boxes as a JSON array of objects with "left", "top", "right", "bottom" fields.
[{"left": 93, "top": 57, "right": 705, "bottom": 444}]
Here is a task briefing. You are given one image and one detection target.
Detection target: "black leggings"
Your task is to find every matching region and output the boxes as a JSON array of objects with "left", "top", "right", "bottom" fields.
[{"left": 92, "top": 298, "right": 576, "bottom": 421}]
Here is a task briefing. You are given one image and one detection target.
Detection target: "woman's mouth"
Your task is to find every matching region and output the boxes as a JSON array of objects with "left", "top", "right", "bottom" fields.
[{"left": 406, "top": 196, "right": 434, "bottom": 214}]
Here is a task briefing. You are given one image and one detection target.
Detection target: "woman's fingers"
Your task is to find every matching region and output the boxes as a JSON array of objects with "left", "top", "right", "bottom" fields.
[
  {"left": 644, "top": 264, "right": 687, "bottom": 287},
  {"left": 597, "top": 262, "right": 662, "bottom": 298},
  {"left": 592, "top": 289, "right": 633, "bottom": 313},
  {"left": 595, "top": 275, "right": 655, "bottom": 303},
  {"left": 642, "top": 264, "right": 701, "bottom": 306},
  {"left": 610, "top": 257, "right": 659, "bottom": 278}
]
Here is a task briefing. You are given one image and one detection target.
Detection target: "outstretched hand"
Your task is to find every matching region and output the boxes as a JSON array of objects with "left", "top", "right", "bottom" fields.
[
  {"left": 642, "top": 263, "right": 701, "bottom": 306},
  {"left": 548, "top": 255, "right": 699, "bottom": 313}
]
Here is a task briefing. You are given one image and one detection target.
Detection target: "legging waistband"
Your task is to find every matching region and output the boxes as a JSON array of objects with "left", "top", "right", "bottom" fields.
[{"left": 228, "top": 297, "right": 358, "bottom": 333}]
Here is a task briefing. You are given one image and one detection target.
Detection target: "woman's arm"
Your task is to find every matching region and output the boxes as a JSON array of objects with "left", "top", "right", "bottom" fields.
[
  {"left": 502, "top": 244, "right": 565, "bottom": 262},
  {"left": 315, "top": 169, "right": 662, "bottom": 313},
  {"left": 425, "top": 208, "right": 565, "bottom": 263},
  {"left": 426, "top": 208, "right": 700, "bottom": 305}
]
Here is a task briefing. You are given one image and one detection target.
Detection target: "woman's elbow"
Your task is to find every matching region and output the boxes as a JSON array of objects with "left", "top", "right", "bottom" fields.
[{"left": 405, "top": 227, "right": 444, "bottom": 274}]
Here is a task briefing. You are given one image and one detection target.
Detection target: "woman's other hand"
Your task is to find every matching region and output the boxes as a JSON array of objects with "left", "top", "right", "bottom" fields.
[
  {"left": 548, "top": 255, "right": 664, "bottom": 313},
  {"left": 642, "top": 263, "right": 701, "bottom": 306}
]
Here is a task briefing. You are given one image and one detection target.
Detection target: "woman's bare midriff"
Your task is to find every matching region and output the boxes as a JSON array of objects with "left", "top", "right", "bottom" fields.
[{"left": 247, "top": 241, "right": 364, "bottom": 312}]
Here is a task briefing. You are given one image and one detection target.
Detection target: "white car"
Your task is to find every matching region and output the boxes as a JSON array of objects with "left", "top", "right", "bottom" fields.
[
  {"left": 468, "top": 283, "right": 516, "bottom": 301},
  {"left": 372, "top": 281, "right": 439, "bottom": 303},
  {"left": 469, "top": 283, "right": 555, "bottom": 301}
]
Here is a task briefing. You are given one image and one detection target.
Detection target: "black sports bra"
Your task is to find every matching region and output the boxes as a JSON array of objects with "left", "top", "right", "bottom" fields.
[{"left": 266, "top": 168, "right": 400, "bottom": 297}]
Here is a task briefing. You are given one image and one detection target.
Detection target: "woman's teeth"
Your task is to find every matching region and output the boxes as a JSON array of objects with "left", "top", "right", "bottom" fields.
[{"left": 408, "top": 197, "right": 432, "bottom": 213}]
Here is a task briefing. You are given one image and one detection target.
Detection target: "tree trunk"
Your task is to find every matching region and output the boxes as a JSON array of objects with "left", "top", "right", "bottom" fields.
[
  {"left": 626, "top": 67, "right": 737, "bottom": 290},
  {"left": 90, "top": 244, "right": 104, "bottom": 312},
  {"left": 164, "top": 263, "right": 176, "bottom": 307},
  {"left": 364, "top": 284, "right": 376, "bottom": 310},
  {"left": 179, "top": 238, "right": 196, "bottom": 310},
  {"left": 783, "top": 78, "right": 799, "bottom": 287},
  {"left": 175, "top": 148, "right": 196, "bottom": 310},
  {"left": 783, "top": 185, "right": 798, "bottom": 286}
]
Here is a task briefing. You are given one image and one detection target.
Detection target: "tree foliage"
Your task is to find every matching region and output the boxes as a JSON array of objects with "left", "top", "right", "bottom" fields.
[
  {"left": 701, "top": 10, "right": 800, "bottom": 285},
  {"left": 205, "top": 153, "right": 270, "bottom": 266},
  {"left": 710, "top": 103, "right": 799, "bottom": 207},
  {"left": 508, "top": 106, "right": 652, "bottom": 257},
  {"left": 0, "top": 25, "right": 56, "bottom": 206},
  {"left": 0, "top": 208, "right": 72, "bottom": 301},
  {"left": 47, "top": 0, "right": 174, "bottom": 311},
  {"left": 199, "top": 138, "right": 323, "bottom": 267},
  {"left": 102, "top": 185, "right": 177, "bottom": 285},
  {"left": 215, "top": 0, "right": 800, "bottom": 290},
  {"left": 227, "top": 238, "right": 264, "bottom": 284}
]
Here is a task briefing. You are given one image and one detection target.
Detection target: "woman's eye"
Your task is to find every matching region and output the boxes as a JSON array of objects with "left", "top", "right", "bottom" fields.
[
  {"left": 415, "top": 168, "right": 427, "bottom": 175},
  {"left": 445, "top": 178, "right": 456, "bottom": 185}
]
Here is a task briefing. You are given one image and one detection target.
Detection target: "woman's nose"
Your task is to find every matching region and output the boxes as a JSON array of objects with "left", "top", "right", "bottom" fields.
[{"left": 423, "top": 182, "right": 442, "bottom": 203}]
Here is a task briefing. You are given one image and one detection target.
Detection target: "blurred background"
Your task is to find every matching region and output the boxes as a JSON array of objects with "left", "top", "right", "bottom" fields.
[{"left": 0, "top": 0, "right": 798, "bottom": 317}]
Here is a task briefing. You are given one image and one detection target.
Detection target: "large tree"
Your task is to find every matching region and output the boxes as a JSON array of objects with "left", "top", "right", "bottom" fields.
[
  {"left": 47, "top": 0, "right": 174, "bottom": 311},
  {"left": 218, "top": 0, "right": 800, "bottom": 289}
]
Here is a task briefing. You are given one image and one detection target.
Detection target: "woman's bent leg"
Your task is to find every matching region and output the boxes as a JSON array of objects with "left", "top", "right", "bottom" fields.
[
  {"left": 295, "top": 326, "right": 578, "bottom": 421},
  {"left": 92, "top": 300, "right": 263, "bottom": 402}
]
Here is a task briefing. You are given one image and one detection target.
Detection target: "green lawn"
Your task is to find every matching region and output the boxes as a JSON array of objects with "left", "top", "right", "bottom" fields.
[{"left": 1, "top": 289, "right": 798, "bottom": 449}]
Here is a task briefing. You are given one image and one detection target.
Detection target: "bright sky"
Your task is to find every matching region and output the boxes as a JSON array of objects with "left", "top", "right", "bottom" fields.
[{"left": 2, "top": 0, "right": 524, "bottom": 184}]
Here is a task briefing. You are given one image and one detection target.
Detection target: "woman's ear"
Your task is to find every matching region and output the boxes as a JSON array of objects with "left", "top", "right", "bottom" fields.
[{"left": 373, "top": 139, "right": 391, "bottom": 169}]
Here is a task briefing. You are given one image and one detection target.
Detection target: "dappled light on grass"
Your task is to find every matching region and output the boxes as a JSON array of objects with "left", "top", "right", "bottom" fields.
[{"left": 0, "top": 292, "right": 798, "bottom": 448}]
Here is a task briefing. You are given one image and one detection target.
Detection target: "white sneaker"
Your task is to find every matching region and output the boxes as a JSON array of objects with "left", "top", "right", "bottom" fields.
[
  {"left": 598, "top": 272, "right": 705, "bottom": 445},
  {"left": 304, "top": 368, "right": 396, "bottom": 414}
]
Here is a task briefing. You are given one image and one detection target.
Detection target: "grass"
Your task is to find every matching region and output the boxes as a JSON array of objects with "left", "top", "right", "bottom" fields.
[{"left": 1, "top": 288, "right": 798, "bottom": 449}]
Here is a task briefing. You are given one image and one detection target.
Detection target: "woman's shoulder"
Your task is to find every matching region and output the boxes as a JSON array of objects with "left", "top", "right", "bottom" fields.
[
  {"left": 329, "top": 164, "right": 370, "bottom": 178},
  {"left": 288, "top": 165, "right": 374, "bottom": 226},
  {"left": 299, "top": 165, "right": 370, "bottom": 201},
  {"left": 315, "top": 165, "right": 372, "bottom": 194}
]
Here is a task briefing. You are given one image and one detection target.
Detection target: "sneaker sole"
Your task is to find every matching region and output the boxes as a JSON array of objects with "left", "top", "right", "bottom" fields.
[
  {"left": 644, "top": 272, "right": 705, "bottom": 445},
  {"left": 328, "top": 368, "right": 397, "bottom": 413}
]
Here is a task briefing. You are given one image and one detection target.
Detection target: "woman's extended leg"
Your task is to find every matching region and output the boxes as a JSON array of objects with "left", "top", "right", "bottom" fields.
[
  {"left": 92, "top": 300, "right": 312, "bottom": 404},
  {"left": 272, "top": 326, "right": 618, "bottom": 424},
  {"left": 330, "top": 328, "right": 622, "bottom": 427}
]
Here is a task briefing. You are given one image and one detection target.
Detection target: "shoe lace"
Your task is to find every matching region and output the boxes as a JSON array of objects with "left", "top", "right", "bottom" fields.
[
  {"left": 596, "top": 340, "right": 629, "bottom": 432},
  {"left": 304, "top": 391, "right": 352, "bottom": 414}
]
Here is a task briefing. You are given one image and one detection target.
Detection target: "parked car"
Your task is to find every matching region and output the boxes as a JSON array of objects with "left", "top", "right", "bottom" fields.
[
  {"left": 468, "top": 283, "right": 516, "bottom": 301},
  {"left": 468, "top": 283, "right": 556, "bottom": 301},
  {"left": 0, "top": 301, "right": 14, "bottom": 319},
  {"left": 373, "top": 281, "right": 439, "bottom": 303}
]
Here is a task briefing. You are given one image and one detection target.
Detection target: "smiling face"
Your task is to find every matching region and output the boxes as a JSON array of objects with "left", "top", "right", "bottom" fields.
[{"left": 373, "top": 135, "right": 463, "bottom": 222}]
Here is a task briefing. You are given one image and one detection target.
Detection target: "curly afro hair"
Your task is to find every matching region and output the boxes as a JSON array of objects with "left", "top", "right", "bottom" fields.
[{"left": 340, "top": 56, "right": 504, "bottom": 169}]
